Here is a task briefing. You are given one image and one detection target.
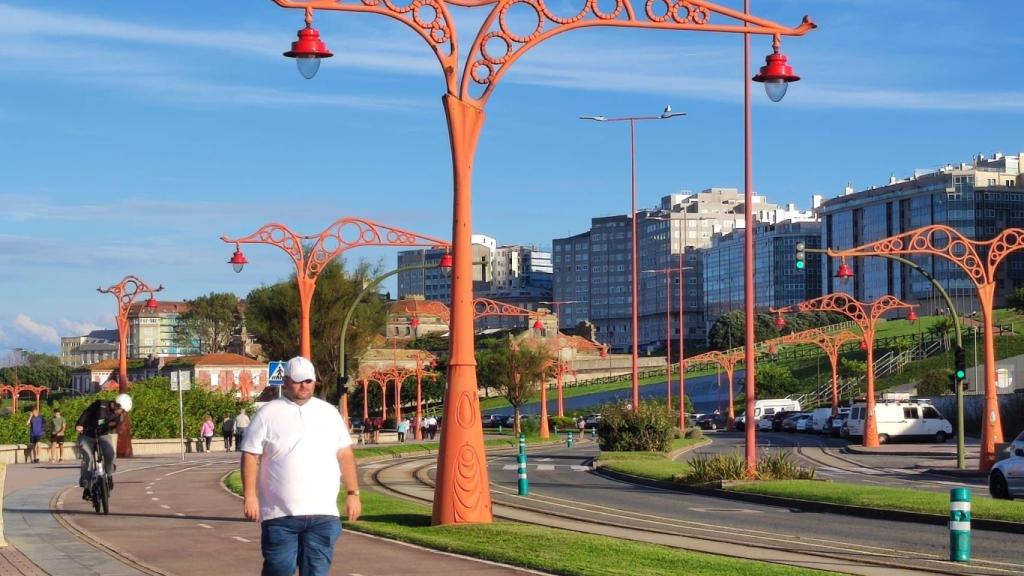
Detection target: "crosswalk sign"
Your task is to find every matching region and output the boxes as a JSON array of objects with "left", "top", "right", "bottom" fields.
[{"left": 268, "top": 361, "right": 287, "bottom": 386}]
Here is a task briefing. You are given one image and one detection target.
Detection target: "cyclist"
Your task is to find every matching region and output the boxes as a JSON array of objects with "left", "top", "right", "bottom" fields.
[{"left": 75, "top": 393, "right": 132, "bottom": 500}]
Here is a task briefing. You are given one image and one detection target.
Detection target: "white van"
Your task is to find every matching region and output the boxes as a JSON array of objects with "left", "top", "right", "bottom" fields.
[
  {"left": 843, "top": 401, "right": 953, "bottom": 444},
  {"left": 736, "top": 399, "right": 801, "bottom": 429},
  {"left": 809, "top": 407, "right": 833, "bottom": 434}
]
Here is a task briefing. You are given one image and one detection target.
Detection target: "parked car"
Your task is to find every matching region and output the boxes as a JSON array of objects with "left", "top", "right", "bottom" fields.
[
  {"left": 990, "top": 430, "right": 1024, "bottom": 499},
  {"left": 770, "top": 410, "right": 802, "bottom": 432},
  {"left": 781, "top": 414, "right": 802, "bottom": 433},
  {"left": 481, "top": 414, "right": 504, "bottom": 428},
  {"left": 794, "top": 413, "right": 814, "bottom": 433},
  {"left": 697, "top": 413, "right": 727, "bottom": 431},
  {"left": 757, "top": 416, "right": 774, "bottom": 432},
  {"left": 584, "top": 413, "right": 603, "bottom": 427},
  {"left": 825, "top": 411, "right": 850, "bottom": 437},
  {"left": 844, "top": 401, "right": 953, "bottom": 443}
]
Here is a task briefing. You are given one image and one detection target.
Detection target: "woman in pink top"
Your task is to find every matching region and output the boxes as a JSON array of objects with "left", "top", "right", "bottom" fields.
[{"left": 200, "top": 414, "right": 215, "bottom": 451}]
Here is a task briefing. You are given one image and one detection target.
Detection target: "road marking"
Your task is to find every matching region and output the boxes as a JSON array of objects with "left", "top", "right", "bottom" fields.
[
  {"left": 160, "top": 504, "right": 171, "bottom": 509},
  {"left": 536, "top": 458, "right": 553, "bottom": 462},
  {"left": 146, "top": 491, "right": 154, "bottom": 495},
  {"left": 175, "top": 513, "right": 185, "bottom": 517},
  {"left": 689, "top": 507, "right": 761, "bottom": 514},
  {"left": 197, "top": 523, "right": 213, "bottom": 529},
  {"left": 570, "top": 465, "right": 591, "bottom": 471},
  {"left": 151, "top": 497, "right": 160, "bottom": 501},
  {"left": 232, "top": 536, "right": 251, "bottom": 543},
  {"left": 536, "top": 465, "right": 555, "bottom": 471}
]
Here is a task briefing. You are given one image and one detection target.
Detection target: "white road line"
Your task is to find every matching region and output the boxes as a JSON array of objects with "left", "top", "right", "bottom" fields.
[
  {"left": 175, "top": 513, "right": 185, "bottom": 517},
  {"left": 502, "top": 464, "right": 518, "bottom": 470},
  {"left": 537, "top": 465, "right": 555, "bottom": 471},
  {"left": 160, "top": 504, "right": 171, "bottom": 509},
  {"left": 232, "top": 536, "right": 251, "bottom": 543},
  {"left": 570, "top": 465, "right": 590, "bottom": 471},
  {"left": 151, "top": 497, "right": 160, "bottom": 501},
  {"left": 197, "top": 523, "right": 213, "bottom": 529}
]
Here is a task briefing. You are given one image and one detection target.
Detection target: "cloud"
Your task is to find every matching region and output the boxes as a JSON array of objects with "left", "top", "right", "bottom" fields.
[
  {"left": 60, "top": 319, "right": 105, "bottom": 335},
  {"left": 12, "top": 314, "right": 59, "bottom": 344}
]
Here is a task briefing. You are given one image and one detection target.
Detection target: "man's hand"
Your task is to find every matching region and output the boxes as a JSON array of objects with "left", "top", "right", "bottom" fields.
[
  {"left": 345, "top": 494, "right": 361, "bottom": 522},
  {"left": 75, "top": 425, "right": 84, "bottom": 433},
  {"left": 243, "top": 495, "right": 260, "bottom": 522}
]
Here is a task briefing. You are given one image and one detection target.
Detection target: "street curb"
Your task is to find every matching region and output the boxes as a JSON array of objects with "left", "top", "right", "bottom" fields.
[
  {"left": 842, "top": 443, "right": 970, "bottom": 458},
  {"left": 921, "top": 467, "right": 987, "bottom": 479},
  {"left": 594, "top": 465, "right": 1024, "bottom": 535},
  {"left": 0, "top": 463, "right": 6, "bottom": 548},
  {"left": 667, "top": 437, "right": 712, "bottom": 460}
]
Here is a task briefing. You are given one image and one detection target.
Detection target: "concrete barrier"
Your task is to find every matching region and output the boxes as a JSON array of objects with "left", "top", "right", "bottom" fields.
[{"left": 0, "top": 463, "right": 7, "bottom": 547}]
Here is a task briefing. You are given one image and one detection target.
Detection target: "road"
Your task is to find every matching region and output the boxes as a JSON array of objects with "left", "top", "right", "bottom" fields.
[{"left": 367, "top": 439, "right": 1022, "bottom": 576}]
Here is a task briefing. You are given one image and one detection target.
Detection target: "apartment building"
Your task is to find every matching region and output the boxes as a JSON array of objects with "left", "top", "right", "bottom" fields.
[
  {"left": 819, "top": 152, "right": 1024, "bottom": 313},
  {"left": 60, "top": 329, "right": 119, "bottom": 368}
]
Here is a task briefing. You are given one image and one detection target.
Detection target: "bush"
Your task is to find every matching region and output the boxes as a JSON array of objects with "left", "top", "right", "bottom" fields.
[
  {"left": 596, "top": 402, "right": 673, "bottom": 452},
  {"left": 685, "top": 427, "right": 704, "bottom": 440},
  {"left": 549, "top": 416, "right": 576, "bottom": 430},
  {"left": 916, "top": 369, "right": 950, "bottom": 397},
  {"left": 682, "top": 451, "right": 814, "bottom": 484},
  {"left": 518, "top": 416, "right": 539, "bottom": 436}
]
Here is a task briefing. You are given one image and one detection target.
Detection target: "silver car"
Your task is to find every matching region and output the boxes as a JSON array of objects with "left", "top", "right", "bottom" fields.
[{"left": 989, "top": 430, "right": 1024, "bottom": 499}]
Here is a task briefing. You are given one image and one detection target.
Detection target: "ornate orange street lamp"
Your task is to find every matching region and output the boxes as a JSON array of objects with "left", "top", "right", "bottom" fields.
[
  {"left": 98, "top": 275, "right": 162, "bottom": 458},
  {"left": 774, "top": 294, "right": 916, "bottom": 448},
  {"left": 643, "top": 266, "right": 692, "bottom": 412},
  {"left": 222, "top": 217, "right": 447, "bottom": 360},
  {"left": 826, "top": 226, "right": 1024, "bottom": 470},
  {"left": 761, "top": 327, "right": 861, "bottom": 415},
  {"left": 581, "top": 107, "right": 685, "bottom": 414},
  {"left": 267, "top": 0, "right": 814, "bottom": 526},
  {"left": 649, "top": 212, "right": 691, "bottom": 429},
  {"left": 683, "top": 350, "right": 745, "bottom": 427}
]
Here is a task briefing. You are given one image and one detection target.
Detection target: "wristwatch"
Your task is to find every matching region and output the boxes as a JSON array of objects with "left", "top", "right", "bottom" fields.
[{"left": 347, "top": 490, "right": 360, "bottom": 496}]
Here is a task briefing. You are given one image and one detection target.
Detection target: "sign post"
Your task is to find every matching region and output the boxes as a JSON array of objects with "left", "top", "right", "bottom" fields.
[{"left": 268, "top": 361, "right": 286, "bottom": 399}]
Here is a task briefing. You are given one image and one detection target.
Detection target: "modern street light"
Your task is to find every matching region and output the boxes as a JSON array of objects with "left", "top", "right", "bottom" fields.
[
  {"left": 267, "top": 0, "right": 814, "bottom": 525},
  {"left": 825, "top": 225, "right": 1024, "bottom": 470},
  {"left": 642, "top": 267, "right": 693, "bottom": 412},
  {"left": 580, "top": 107, "right": 684, "bottom": 414},
  {"left": 774, "top": 294, "right": 916, "bottom": 448},
  {"left": 222, "top": 218, "right": 448, "bottom": 360},
  {"left": 98, "top": 275, "right": 163, "bottom": 457},
  {"left": 648, "top": 210, "right": 693, "bottom": 429}
]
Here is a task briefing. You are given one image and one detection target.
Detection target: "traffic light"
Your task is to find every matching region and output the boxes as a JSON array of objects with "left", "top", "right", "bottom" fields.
[
  {"left": 795, "top": 242, "right": 806, "bottom": 270},
  {"left": 954, "top": 345, "right": 967, "bottom": 381}
]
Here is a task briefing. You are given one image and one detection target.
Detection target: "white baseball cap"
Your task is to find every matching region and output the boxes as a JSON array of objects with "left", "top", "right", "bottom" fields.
[{"left": 284, "top": 356, "right": 317, "bottom": 382}]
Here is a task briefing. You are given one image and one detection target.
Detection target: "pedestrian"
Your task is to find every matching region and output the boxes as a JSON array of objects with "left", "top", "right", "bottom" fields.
[
  {"left": 26, "top": 406, "right": 45, "bottom": 463},
  {"left": 419, "top": 416, "right": 428, "bottom": 440},
  {"left": 240, "top": 356, "right": 360, "bottom": 576},
  {"left": 49, "top": 408, "right": 66, "bottom": 463},
  {"left": 221, "top": 415, "right": 235, "bottom": 451},
  {"left": 372, "top": 416, "right": 383, "bottom": 445},
  {"left": 576, "top": 415, "right": 586, "bottom": 435},
  {"left": 200, "top": 414, "right": 215, "bottom": 452},
  {"left": 234, "top": 408, "right": 250, "bottom": 452},
  {"left": 397, "top": 417, "right": 409, "bottom": 442},
  {"left": 426, "top": 414, "right": 438, "bottom": 440}
]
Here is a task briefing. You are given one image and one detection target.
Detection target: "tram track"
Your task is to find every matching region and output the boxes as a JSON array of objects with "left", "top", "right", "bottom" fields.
[{"left": 364, "top": 447, "right": 1021, "bottom": 576}]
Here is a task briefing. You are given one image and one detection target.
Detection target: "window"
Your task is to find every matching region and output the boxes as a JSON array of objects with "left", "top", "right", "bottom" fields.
[
  {"left": 902, "top": 407, "right": 918, "bottom": 419},
  {"left": 922, "top": 407, "right": 941, "bottom": 420}
]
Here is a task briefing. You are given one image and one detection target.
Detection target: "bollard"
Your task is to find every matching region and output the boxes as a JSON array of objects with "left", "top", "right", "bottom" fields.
[
  {"left": 949, "top": 487, "right": 971, "bottom": 562},
  {"left": 517, "top": 434, "right": 529, "bottom": 496},
  {"left": 498, "top": 425, "right": 502, "bottom": 435},
  {"left": 567, "top": 431, "right": 574, "bottom": 448},
  {"left": 591, "top": 427, "right": 597, "bottom": 438}
]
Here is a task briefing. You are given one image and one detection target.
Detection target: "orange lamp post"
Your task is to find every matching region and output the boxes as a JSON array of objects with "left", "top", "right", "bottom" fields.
[
  {"left": 2, "top": 385, "right": 49, "bottom": 414},
  {"left": 648, "top": 212, "right": 692, "bottom": 429},
  {"left": 267, "top": 0, "right": 814, "bottom": 526},
  {"left": 98, "top": 275, "right": 163, "bottom": 458},
  {"left": 222, "top": 218, "right": 447, "bottom": 360},
  {"left": 684, "top": 350, "right": 745, "bottom": 427},
  {"left": 761, "top": 327, "right": 861, "bottom": 415},
  {"left": 774, "top": 294, "right": 916, "bottom": 448},
  {"left": 581, "top": 108, "right": 685, "bottom": 413},
  {"left": 825, "top": 226, "right": 1024, "bottom": 470}
]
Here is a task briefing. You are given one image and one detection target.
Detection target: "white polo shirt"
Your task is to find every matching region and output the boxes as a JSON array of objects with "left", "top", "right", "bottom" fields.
[{"left": 240, "top": 396, "right": 353, "bottom": 521}]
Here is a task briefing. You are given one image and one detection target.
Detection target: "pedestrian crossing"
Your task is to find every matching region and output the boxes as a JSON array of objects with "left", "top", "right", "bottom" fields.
[{"left": 500, "top": 464, "right": 591, "bottom": 472}]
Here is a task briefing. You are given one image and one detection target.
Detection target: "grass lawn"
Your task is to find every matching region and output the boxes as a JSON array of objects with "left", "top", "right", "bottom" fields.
[
  {"left": 725, "top": 480, "right": 1024, "bottom": 523},
  {"left": 595, "top": 438, "right": 701, "bottom": 483},
  {"left": 224, "top": 472, "right": 833, "bottom": 576}
]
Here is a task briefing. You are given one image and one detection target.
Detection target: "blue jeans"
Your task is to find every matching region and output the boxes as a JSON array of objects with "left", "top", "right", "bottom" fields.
[{"left": 260, "top": 515, "right": 341, "bottom": 576}]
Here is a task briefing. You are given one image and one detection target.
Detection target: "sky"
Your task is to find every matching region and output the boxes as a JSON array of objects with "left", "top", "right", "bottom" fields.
[{"left": 1, "top": 0, "right": 1022, "bottom": 355}]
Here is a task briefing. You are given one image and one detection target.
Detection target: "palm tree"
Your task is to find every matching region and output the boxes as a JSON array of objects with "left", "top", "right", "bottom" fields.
[
  {"left": 927, "top": 316, "right": 955, "bottom": 351},
  {"left": 477, "top": 336, "right": 555, "bottom": 435}
]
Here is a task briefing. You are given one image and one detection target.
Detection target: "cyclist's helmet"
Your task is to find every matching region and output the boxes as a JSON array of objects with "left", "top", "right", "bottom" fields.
[{"left": 114, "top": 394, "right": 133, "bottom": 413}]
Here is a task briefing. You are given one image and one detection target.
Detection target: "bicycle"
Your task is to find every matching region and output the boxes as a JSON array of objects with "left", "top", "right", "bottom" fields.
[{"left": 84, "top": 441, "right": 112, "bottom": 515}]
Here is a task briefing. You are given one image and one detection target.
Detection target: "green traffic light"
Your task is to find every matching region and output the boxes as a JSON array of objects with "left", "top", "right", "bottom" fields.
[
  {"left": 955, "top": 369, "right": 966, "bottom": 379},
  {"left": 795, "top": 261, "right": 805, "bottom": 270}
]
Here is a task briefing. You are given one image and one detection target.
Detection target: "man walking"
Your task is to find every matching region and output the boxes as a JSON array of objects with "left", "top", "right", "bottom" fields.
[
  {"left": 234, "top": 408, "right": 250, "bottom": 452},
  {"left": 240, "top": 356, "right": 360, "bottom": 576}
]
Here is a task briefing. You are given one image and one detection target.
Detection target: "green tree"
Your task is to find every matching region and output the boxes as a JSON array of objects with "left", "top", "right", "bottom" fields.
[
  {"left": 0, "top": 351, "right": 70, "bottom": 389},
  {"left": 1008, "top": 286, "right": 1024, "bottom": 315},
  {"left": 174, "top": 292, "right": 241, "bottom": 354},
  {"left": 753, "top": 363, "right": 800, "bottom": 397},
  {"left": 916, "top": 369, "right": 951, "bottom": 397},
  {"left": 927, "top": 317, "right": 955, "bottom": 350},
  {"left": 839, "top": 358, "right": 867, "bottom": 379},
  {"left": 477, "top": 337, "right": 554, "bottom": 434},
  {"left": 244, "top": 259, "right": 387, "bottom": 402}
]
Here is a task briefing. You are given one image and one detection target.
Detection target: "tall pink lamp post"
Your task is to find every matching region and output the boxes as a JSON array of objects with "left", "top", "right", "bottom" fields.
[{"left": 264, "top": 0, "right": 814, "bottom": 525}]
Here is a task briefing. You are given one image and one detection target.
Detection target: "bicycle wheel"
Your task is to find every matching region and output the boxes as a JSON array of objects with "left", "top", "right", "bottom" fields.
[
  {"left": 99, "top": 475, "right": 109, "bottom": 515},
  {"left": 91, "top": 478, "right": 102, "bottom": 514}
]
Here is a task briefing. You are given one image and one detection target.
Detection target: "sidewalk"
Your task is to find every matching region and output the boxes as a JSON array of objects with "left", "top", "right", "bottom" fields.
[
  {"left": 842, "top": 437, "right": 989, "bottom": 477},
  {"left": 2, "top": 452, "right": 541, "bottom": 576}
]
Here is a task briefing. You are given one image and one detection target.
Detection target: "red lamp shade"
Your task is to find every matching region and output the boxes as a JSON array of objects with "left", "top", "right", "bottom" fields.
[
  {"left": 768, "top": 344, "right": 777, "bottom": 355},
  {"left": 533, "top": 320, "right": 544, "bottom": 331},
  {"left": 752, "top": 49, "right": 800, "bottom": 102},
  {"left": 283, "top": 25, "right": 333, "bottom": 79},
  {"left": 600, "top": 348, "right": 608, "bottom": 359},
  {"left": 438, "top": 253, "right": 453, "bottom": 269},
  {"left": 229, "top": 247, "right": 248, "bottom": 274},
  {"left": 836, "top": 262, "right": 854, "bottom": 280},
  {"left": 774, "top": 314, "right": 786, "bottom": 329},
  {"left": 907, "top": 310, "right": 918, "bottom": 323},
  {"left": 145, "top": 297, "right": 159, "bottom": 309},
  {"left": 410, "top": 317, "right": 420, "bottom": 329},
  {"left": 859, "top": 340, "right": 868, "bottom": 351}
]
